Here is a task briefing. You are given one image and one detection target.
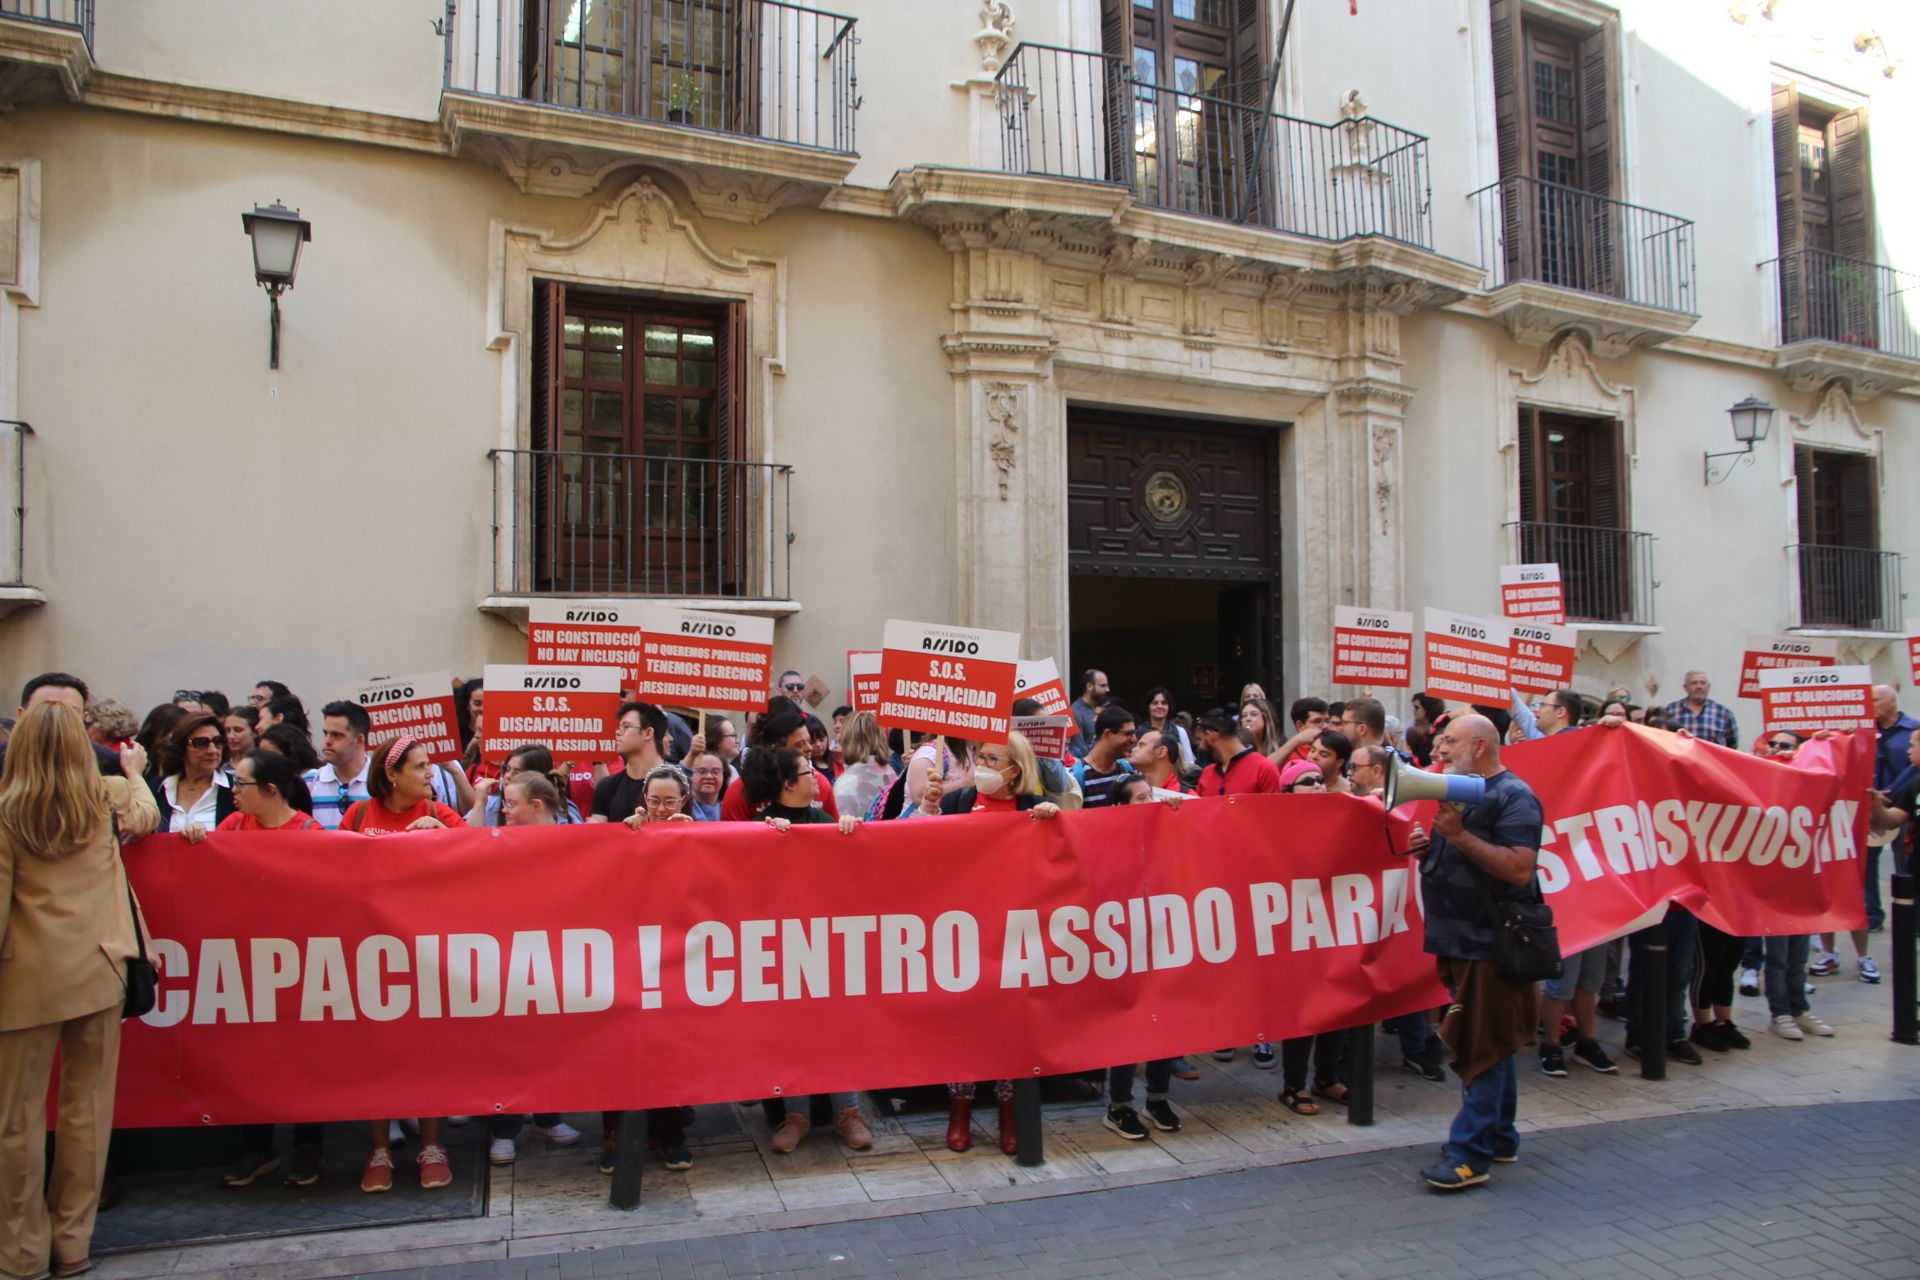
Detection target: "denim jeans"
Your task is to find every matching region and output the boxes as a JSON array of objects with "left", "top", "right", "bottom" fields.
[
  {"left": 1740, "top": 935, "right": 1765, "bottom": 970},
  {"left": 1386, "top": 1012, "right": 1436, "bottom": 1059},
  {"left": 1764, "top": 935, "right": 1811, "bottom": 1017},
  {"left": 1444, "top": 1053, "right": 1517, "bottom": 1173},
  {"left": 237, "top": 1121, "right": 324, "bottom": 1155},
  {"left": 1625, "top": 905, "right": 1698, "bottom": 1046},
  {"left": 1107, "top": 1059, "right": 1173, "bottom": 1105},
  {"left": 1864, "top": 844, "right": 1885, "bottom": 929},
  {"left": 490, "top": 1112, "right": 562, "bottom": 1140}
]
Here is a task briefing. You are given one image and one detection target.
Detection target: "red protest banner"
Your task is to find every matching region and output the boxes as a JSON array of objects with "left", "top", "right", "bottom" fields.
[
  {"left": 315, "top": 671, "right": 461, "bottom": 762},
  {"left": 1014, "top": 658, "right": 1072, "bottom": 715},
  {"left": 105, "top": 725, "right": 1868, "bottom": 1127},
  {"left": 527, "top": 600, "right": 644, "bottom": 687},
  {"left": 877, "top": 619, "right": 1019, "bottom": 743},
  {"left": 635, "top": 605, "right": 774, "bottom": 715},
  {"left": 1013, "top": 714, "right": 1071, "bottom": 762},
  {"left": 481, "top": 664, "right": 623, "bottom": 762},
  {"left": 848, "top": 650, "right": 883, "bottom": 713},
  {"left": 1332, "top": 607, "right": 1413, "bottom": 687},
  {"left": 1422, "top": 609, "right": 1512, "bottom": 704},
  {"left": 1906, "top": 617, "right": 1920, "bottom": 687},
  {"left": 1739, "top": 634, "right": 1839, "bottom": 698},
  {"left": 1758, "top": 665, "right": 1875, "bottom": 735},
  {"left": 1508, "top": 621, "right": 1577, "bottom": 695},
  {"left": 1500, "top": 563, "right": 1565, "bottom": 625}
]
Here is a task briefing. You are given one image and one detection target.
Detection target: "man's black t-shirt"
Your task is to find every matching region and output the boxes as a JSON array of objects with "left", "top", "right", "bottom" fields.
[
  {"left": 1888, "top": 767, "right": 1920, "bottom": 863},
  {"left": 592, "top": 770, "right": 649, "bottom": 823}
]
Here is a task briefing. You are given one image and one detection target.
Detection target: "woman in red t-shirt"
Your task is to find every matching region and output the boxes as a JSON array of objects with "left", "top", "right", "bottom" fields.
[
  {"left": 916, "top": 731, "right": 1058, "bottom": 1157},
  {"left": 216, "top": 750, "right": 324, "bottom": 832},
  {"left": 341, "top": 736, "right": 466, "bottom": 836},
  {"left": 338, "top": 736, "right": 465, "bottom": 1194}
]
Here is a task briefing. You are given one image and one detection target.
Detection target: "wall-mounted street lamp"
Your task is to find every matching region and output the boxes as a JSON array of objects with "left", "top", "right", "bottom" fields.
[
  {"left": 241, "top": 201, "right": 311, "bottom": 370},
  {"left": 1704, "top": 395, "right": 1775, "bottom": 484}
]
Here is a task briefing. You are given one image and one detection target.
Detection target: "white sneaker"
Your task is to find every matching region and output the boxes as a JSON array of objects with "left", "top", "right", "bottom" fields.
[
  {"left": 1737, "top": 968, "right": 1760, "bottom": 997},
  {"left": 1795, "top": 1012, "right": 1835, "bottom": 1037},
  {"left": 388, "top": 1120, "right": 407, "bottom": 1146},
  {"left": 1771, "top": 1014, "right": 1804, "bottom": 1041},
  {"left": 488, "top": 1137, "right": 517, "bottom": 1166},
  {"left": 538, "top": 1121, "right": 582, "bottom": 1147}
]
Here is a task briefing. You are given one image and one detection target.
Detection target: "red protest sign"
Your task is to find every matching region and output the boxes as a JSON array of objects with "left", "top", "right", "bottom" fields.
[
  {"left": 1332, "top": 607, "right": 1413, "bottom": 687},
  {"left": 634, "top": 605, "right": 774, "bottom": 715},
  {"left": 1014, "top": 658, "right": 1072, "bottom": 715},
  {"left": 1906, "top": 618, "right": 1920, "bottom": 687},
  {"left": 848, "top": 650, "right": 883, "bottom": 713},
  {"left": 1013, "top": 714, "right": 1071, "bottom": 762},
  {"left": 877, "top": 619, "right": 1019, "bottom": 743},
  {"left": 317, "top": 671, "right": 461, "bottom": 763},
  {"left": 528, "top": 600, "right": 644, "bottom": 688},
  {"left": 481, "top": 665, "right": 623, "bottom": 763},
  {"left": 1500, "top": 563, "right": 1565, "bottom": 625},
  {"left": 1423, "top": 609, "right": 1512, "bottom": 705},
  {"left": 1739, "top": 634, "right": 1838, "bottom": 698},
  {"left": 1508, "top": 621, "right": 1577, "bottom": 695},
  {"left": 1759, "top": 665, "right": 1874, "bottom": 735}
]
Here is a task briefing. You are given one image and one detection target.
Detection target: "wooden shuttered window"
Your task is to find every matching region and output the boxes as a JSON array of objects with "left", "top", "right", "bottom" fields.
[
  {"left": 1771, "top": 83, "right": 1805, "bottom": 340},
  {"left": 1517, "top": 407, "right": 1629, "bottom": 621},
  {"left": 521, "top": 0, "right": 758, "bottom": 133},
  {"left": 1772, "top": 86, "right": 1873, "bottom": 344},
  {"left": 530, "top": 280, "right": 566, "bottom": 591},
  {"left": 1795, "top": 445, "right": 1881, "bottom": 627},
  {"left": 1577, "top": 23, "right": 1616, "bottom": 293}
]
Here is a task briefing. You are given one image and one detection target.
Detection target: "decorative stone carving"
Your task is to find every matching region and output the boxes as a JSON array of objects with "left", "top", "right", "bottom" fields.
[
  {"left": 984, "top": 382, "right": 1021, "bottom": 499},
  {"left": 975, "top": 1, "right": 1017, "bottom": 72}
]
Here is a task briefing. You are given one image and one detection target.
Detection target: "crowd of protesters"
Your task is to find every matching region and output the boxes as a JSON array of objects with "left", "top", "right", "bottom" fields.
[{"left": 0, "top": 656, "right": 1907, "bottom": 1275}]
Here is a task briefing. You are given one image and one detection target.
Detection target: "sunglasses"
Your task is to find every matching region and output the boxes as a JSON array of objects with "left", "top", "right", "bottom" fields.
[
  {"left": 186, "top": 736, "right": 223, "bottom": 750},
  {"left": 175, "top": 690, "right": 206, "bottom": 702},
  {"left": 1768, "top": 740, "right": 1797, "bottom": 752},
  {"left": 783, "top": 684, "right": 805, "bottom": 693}
]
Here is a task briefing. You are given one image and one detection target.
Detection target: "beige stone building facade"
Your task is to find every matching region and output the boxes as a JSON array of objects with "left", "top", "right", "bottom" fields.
[{"left": 2, "top": 0, "right": 1917, "bottom": 725}]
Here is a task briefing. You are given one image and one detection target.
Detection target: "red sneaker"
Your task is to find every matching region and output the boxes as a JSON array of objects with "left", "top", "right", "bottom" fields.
[
  {"left": 417, "top": 1143, "right": 452, "bottom": 1189},
  {"left": 360, "top": 1148, "right": 394, "bottom": 1194}
]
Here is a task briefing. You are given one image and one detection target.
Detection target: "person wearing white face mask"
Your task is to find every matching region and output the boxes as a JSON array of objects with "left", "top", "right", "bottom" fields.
[{"left": 918, "top": 732, "right": 1059, "bottom": 1155}]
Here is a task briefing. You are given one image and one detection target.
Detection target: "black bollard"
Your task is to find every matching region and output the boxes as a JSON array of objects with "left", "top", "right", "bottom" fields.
[
  {"left": 1637, "top": 923, "right": 1668, "bottom": 1081},
  {"left": 1013, "top": 1077, "right": 1044, "bottom": 1166},
  {"left": 607, "top": 1109, "right": 645, "bottom": 1210},
  {"left": 1346, "top": 1023, "right": 1375, "bottom": 1127},
  {"left": 1892, "top": 873, "right": 1917, "bottom": 1047}
]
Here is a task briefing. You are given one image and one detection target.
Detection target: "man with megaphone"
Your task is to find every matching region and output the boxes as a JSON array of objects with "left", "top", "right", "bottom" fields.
[{"left": 1388, "top": 714, "right": 1548, "bottom": 1192}]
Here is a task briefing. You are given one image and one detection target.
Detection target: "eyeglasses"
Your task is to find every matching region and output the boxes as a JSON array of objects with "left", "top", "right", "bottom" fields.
[
  {"left": 231, "top": 778, "right": 263, "bottom": 789},
  {"left": 186, "top": 736, "right": 223, "bottom": 750},
  {"left": 643, "top": 794, "right": 685, "bottom": 809},
  {"left": 793, "top": 768, "right": 815, "bottom": 780},
  {"left": 175, "top": 690, "right": 206, "bottom": 703}
]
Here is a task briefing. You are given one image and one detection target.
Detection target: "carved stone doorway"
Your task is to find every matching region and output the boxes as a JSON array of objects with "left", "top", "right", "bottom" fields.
[{"left": 1065, "top": 407, "right": 1283, "bottom": 715}]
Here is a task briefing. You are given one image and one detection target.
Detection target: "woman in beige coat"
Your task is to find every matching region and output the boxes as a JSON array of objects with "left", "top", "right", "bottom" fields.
[{"left": 0, "top": 701, "right": 157, "bottom": 1280}]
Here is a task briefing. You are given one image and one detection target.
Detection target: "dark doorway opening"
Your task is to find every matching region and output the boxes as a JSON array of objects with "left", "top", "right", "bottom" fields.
[{"left": 1066, "top": 407, "right": 1281, "bottom": 718}]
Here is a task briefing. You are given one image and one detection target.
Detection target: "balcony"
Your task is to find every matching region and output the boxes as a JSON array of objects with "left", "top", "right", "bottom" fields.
[
  {"left": 1767, "top": 248, "right": 1920, "bottom": 400},
  {"left": 0, "top": 0, "right": 92, "bottom": 108},
  {"left": 1791, "top": 544, "right": 1903, "bottom": 635},
  {"left": 993, "top": 43, "right": 1433, "bottom": 249},
  {"left": 1506, "top": 521, "right": 1657, "bottom": 633},
  {"left": 1469, "top": 176, "right": 1698, "bottom": 356},
  {"left": 441, "top": 0, "right": 858, "bottom": 219},
  {"left": 0, "top": 421, "right": 43, "bottom": 618},
  {"left": 485, "top": 448, "right": 794, "bottom": 623}
]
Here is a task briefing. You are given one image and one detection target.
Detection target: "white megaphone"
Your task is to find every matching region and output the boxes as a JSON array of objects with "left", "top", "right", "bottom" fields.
[{"left": 1381, "top": 755, "right": 1487, "bottom": 810}]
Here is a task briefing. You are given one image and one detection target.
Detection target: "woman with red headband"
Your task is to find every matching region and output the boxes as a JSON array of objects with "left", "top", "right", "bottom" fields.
[
  {"left": 338, "top": 735, "right": 466, "bottom": 1191},
  {"left": 340, "top": 735, "right": 466, "bottom": 836}
]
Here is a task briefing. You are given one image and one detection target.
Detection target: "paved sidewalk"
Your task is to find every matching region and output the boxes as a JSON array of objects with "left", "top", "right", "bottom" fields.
[
  {"left": 96, "top": 946, "right": 1919, "bottom": 1280},
  {"left": 338, "top": 1099, "right": 1920, "bottom": 1280}
]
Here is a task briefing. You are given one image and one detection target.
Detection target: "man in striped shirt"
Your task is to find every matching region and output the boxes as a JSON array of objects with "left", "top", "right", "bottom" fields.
[{"left": 305, "top": 701, "right": 372, "bottom": 830}]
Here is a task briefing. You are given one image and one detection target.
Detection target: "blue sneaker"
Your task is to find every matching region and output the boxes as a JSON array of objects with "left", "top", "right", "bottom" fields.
[{"left": 1422, "top": 1159, "right": 1489, "bottom": 1190}]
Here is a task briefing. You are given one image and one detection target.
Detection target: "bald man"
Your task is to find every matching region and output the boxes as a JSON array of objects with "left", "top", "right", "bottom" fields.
[{"left": 1406, "top": 714, "right": 1544, "bottom": 1191}]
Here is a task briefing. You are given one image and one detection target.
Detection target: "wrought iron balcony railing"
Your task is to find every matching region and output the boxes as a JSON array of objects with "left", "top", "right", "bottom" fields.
[
  {"left": 0, "top": 0, "right": 90, "bottom": 46},
  {"left": 445, "top": 0, "right": 858, "bottom": 153},
  {"left": 1768, "top": 247, "right": 1920, "bottom": 362},
  {"left": 489, "top": 448, "right": 791, "bottom": 600},
  {"left": 1471, "top": 175, "right": 1695, "bottom": 313},
  {"left": 1791, "top": 543, "right": 1903, "bottom": 633},
  {"left": 993, "top": 43, "right": 1432, "bottom": 248},
  {"left": 1505, "top": 521, "right": 1657, "bottom": 626},
  {"left": 2, "top": 421, "right": 30, "bottom": 587}
]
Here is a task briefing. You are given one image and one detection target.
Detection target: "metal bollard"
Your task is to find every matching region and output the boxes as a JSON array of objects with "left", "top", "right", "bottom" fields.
[
  {"left": 1637, "top": 924, "right": 1668, "bottom": 1082},
  {"left": 1013, "top": 1077, "right": 1044, "bottom": 1166},
  {"left": 607, "top": 1108, "right": 645, "bottom": 1210},
  {"left": 1892, "top": 873, "right": 1917, "bottom": 1047},
  {"left": 1346, "top": 1023, "right": 1375, "bottom": 1127}
]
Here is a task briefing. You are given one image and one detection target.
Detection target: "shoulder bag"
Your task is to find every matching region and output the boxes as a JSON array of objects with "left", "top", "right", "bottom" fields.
[{"left": 1475, "top": 872, "right": 1563, "bottom": 984}]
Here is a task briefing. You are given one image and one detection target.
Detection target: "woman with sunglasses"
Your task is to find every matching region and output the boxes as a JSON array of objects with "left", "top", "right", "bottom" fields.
[{"left": 148, "top": 713, "right": 236, "bottom": 835}]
